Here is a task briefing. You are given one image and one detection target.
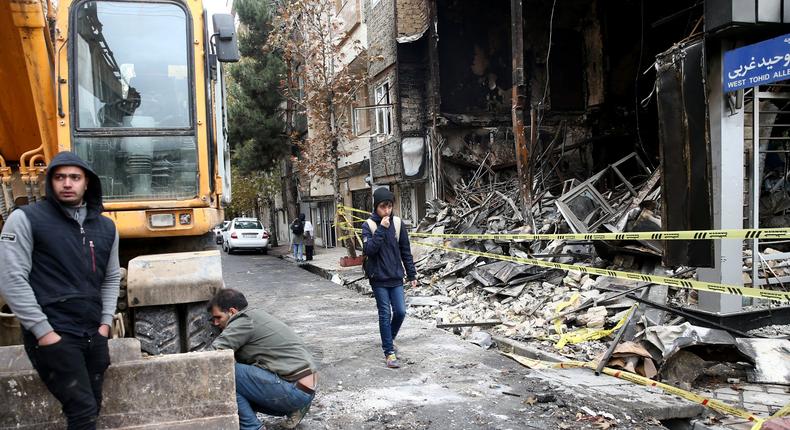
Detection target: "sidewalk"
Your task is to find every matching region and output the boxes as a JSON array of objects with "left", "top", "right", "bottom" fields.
[{"left": 278, "top": 246, "right": 790, "bottom": 430}]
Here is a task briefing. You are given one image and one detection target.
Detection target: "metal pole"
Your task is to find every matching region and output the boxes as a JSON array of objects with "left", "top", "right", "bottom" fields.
[
  {"left": 511, "top": 0, "right": 531, "bottom": 219},
  {"left": 752, "top": 91, "right": 760, "bottom": 288}
]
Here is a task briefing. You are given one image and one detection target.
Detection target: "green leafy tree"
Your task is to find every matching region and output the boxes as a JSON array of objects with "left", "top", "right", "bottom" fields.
[
  {"left": 227, "top": 166, "right": 280, "bottom": 222},
  {"left": 227, "top": 0, "right": 289, "bottom": 174}
]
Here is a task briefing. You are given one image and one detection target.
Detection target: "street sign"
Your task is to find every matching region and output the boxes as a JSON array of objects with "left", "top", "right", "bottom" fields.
[{"left": 723, "top": 33, "right": 790, "bottom": 92}]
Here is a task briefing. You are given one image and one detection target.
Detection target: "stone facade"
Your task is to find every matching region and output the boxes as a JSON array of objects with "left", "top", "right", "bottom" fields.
[
  {"left": 396, "top": 0, "right": 429, "bottom": 41},
  {"left": 398, "top": 62, "right": 427, "bottom": 134},
  {"left": 367, "top": 0, "right": 397, "bottom": 77}
]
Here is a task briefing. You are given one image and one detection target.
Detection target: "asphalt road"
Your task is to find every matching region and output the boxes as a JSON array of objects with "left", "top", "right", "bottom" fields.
[{"left": 220, "top": 249, "right": 673, "bottom": 430}]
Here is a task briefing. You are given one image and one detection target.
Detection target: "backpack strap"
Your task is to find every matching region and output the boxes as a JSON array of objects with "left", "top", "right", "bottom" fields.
[
  {"left": 393, "top": 216, "right": 401, "bottom": 243},
  {"left": 365, "top": 217, "right": 401, "bottom": 243},
  {"left": 365, "top": 219, "right": 377, "bottom": 236}
]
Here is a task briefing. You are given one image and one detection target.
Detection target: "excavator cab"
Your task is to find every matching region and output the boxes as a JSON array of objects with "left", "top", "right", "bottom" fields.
[{"left": 0, "top": 0, "right": 241, "bottom": 427}]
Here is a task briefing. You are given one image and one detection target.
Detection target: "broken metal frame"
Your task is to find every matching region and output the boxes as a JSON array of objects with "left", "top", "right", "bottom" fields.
[
  {"left": 609, "top": 152, "right": 652, "bottom": 197},
  {"left": 555, "top": 152, "right": 652, "bottom": 233},
  {"left": 624, "top": 293, "right": 757, "bottom": 339},
  {"left": 556, "top": 181, "right": 617, "bottom": 233},
  {"left": 747, "top": 87, "right": 790, "bottom": 287}
]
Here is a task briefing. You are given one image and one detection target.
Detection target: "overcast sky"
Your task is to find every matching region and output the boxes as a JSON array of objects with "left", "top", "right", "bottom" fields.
[{"left": 204, "top": 0, "right": 233, "bottom": 15}]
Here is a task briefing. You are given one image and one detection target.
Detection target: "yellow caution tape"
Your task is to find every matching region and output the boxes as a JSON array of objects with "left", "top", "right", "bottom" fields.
[
  {"left": 336, "top": 210, "right": 368, "bottom": 223},
  {"left": 337, "top": 205, "right": 371, "bottom": 216},
  {"left": 413, "top": 241, "right": 790, "bottom": 302},
  {"left": 555, "top": 304, "right": 636, "bottom": 349},
  {"left": 751, "top": 402, "right": 790, "bottom": 430},
  {"left": 411, "top": 227, "right": 790, "bottom": 241},
  {"left": 773, "top": 402, "right": 790, "bottom": 418},
  {"left": 339, "top": 204, "right": 790, "bottom": 241},
  {"left": 502, "top": 352, "right": 766, "bottom": 426},
  {"left": 552, "top": 293, "right": 580, "bottom": 339}
]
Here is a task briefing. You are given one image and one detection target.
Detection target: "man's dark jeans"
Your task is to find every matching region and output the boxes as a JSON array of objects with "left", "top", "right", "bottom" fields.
[
  {"left": 23, "top": 331, "right": 111, "bottom": 430},
  {"left": 372, "top": 285, "right": 406, "bottom": 355},
  {"left": 235, "top": 363, "right": 314, "bottom": 430}
]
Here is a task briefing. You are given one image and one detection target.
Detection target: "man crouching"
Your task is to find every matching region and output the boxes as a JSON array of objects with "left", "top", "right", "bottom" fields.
[{"left": 206, "top": 289, "right": 317, "bottom": 430}]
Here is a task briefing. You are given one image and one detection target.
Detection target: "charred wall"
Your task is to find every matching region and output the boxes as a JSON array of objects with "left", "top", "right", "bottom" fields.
[
  {"left": 436, "top": 0, "right": 512, "bottom": 115},
  {"left": 398, "top": 37, "right": 429, "bottom": 134}
]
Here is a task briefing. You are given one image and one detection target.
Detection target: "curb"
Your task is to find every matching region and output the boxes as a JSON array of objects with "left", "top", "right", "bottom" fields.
[{"left": 492, "top": 335, "right": 567, "bottom": 363}]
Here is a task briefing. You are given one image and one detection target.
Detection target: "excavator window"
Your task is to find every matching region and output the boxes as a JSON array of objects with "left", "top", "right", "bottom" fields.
[{"left": 71, "top": 0, "right": 198, "bottom": 201}]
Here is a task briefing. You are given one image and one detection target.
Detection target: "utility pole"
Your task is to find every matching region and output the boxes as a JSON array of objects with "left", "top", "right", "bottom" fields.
[{"left": 511, "top": 0, "right": 532, "bottom": 223}]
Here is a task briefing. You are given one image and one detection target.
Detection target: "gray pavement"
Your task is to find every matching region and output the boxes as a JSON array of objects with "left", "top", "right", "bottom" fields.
[{"left": 220, "top": 249, "right": 708, "bottom": 429}]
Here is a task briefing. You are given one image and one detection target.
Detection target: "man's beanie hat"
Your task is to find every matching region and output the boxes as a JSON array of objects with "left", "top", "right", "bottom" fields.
[{"left": 373, "top": 187, "right": 395, "bottom": 209}]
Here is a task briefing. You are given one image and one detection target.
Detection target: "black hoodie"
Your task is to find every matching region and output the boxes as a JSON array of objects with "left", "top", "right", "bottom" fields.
[{"left": 43, "top": 151, "right": 105, "bottom": 215}]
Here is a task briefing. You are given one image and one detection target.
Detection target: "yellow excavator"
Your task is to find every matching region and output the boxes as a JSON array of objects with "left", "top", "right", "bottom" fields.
[
  {"left": 1, "top": 0, "right": 242, "bottom": 426},
  {"left": 0, "top": 0, "right": 238, "bottom": 354}
]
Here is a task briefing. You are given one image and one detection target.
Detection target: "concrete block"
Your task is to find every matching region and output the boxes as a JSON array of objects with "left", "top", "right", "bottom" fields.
[
  {"left": 740, "top": 384, "right": 765, "bottom": 392},
  {"left": 713, "top": 392, "right": 741, "bottom": 402},
  {"left": 743, "top": 390, "right": 787, "bottom": 406},
  {"left": 0, "top": 339, "right": 143, "bottom": 373},
  {"left": 0, "top": 348, "right": 237, "bottom": 429},
  {"left": 743, "top": 403, "right": 771, "bottom": 414}
]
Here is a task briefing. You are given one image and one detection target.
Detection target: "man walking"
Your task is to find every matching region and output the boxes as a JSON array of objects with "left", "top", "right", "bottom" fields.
[
  {"left": 0, "top": 151, "right": 120, "bottom": 429},
  {"left": 207, "top": 288, "right": 317, "bottom": 430},
  {"left": 361, "top": 187, "right": 417, "bottom": 368},
  {"left": 290, "top": 213, "right": 306, "bottom": 262}
]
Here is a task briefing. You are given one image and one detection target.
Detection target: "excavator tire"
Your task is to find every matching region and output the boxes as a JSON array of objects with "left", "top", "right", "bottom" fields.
[
  {"left": 185, "top": 301, "right": 214, "bottom": 351},
  {"left": 134, "top": 305, "right": 181, "bottom": 355}
]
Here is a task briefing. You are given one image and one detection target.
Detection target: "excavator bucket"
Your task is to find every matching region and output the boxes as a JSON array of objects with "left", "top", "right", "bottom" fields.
[{"left": 127, "top": 250, "right": 224, "bottom": 308}]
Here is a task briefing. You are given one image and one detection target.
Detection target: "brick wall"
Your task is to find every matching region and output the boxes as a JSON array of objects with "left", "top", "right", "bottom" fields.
[
  {"left": 398, "top": 62, "right": 426, "bottom": 134},
  {"left": 366, "top": 0, "right": 396, "bottom": 77},
  {"left": 396, "top": 0, "right": 429, "bottom": 40}
]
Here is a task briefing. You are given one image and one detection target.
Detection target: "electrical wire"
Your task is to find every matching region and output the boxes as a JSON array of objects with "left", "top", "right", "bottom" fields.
[
  {"left": 538, "top": 0, "right": 557, "bottom": 119},
  {"left": 633, "top": 0, "right": 655, "bottom": 169}
]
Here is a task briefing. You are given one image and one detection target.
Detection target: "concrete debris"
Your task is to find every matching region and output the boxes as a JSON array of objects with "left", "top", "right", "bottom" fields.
[
  {"left": 405, "top": 155, "right": 789, "bottom": 407},
  {"left": 468, "top": 331, "right": 494, "bottom": 349}
]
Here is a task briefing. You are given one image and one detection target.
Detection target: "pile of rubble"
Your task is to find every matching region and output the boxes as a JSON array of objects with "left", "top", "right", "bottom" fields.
[{"left": 403, "top": 153, "right": 790, "bottom": 390}]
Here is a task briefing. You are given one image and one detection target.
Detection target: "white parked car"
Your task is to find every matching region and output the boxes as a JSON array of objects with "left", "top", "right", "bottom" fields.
[{"left": 222, "top": 218, "right": 270, "bottom": 254}]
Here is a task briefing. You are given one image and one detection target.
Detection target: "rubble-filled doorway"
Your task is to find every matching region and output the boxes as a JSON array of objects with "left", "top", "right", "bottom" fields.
[{"left": 745, "top": 85, "right": 790, "bottom": 287}]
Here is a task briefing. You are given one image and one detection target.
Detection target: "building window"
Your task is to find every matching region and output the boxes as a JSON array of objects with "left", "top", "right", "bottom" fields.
[
  {"left": 351, "top": 86, "right": 370, "bottom": 136},
  {"left": 374, "top": 82, "right": 391, "bottom": 136}
]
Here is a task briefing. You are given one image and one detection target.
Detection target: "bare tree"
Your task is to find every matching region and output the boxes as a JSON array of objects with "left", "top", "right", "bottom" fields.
[{"left": 269, "top": 0, "right": 367, "bottom": 258}]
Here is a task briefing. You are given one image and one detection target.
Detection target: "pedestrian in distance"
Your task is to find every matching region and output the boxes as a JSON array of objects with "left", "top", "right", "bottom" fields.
[
  {"left": 0, "top": 151, "right": 120, "bottom": 430},
  {"left": 290, "top": 213, "right": 306, "bottom": 262},
  {"left": 207, "top": 289, "right": 318, "bottom": 430},
  {"left": 304, "top": 218, "right": 315, "bottom": 261},
  {"left": 361, "top": 187, "right": 417, "bottom": 368}
]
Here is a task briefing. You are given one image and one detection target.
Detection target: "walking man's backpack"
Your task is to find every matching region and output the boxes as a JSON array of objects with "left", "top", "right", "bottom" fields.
[{"left": 291, "top": 220, "right": 304, "bottom": 235}]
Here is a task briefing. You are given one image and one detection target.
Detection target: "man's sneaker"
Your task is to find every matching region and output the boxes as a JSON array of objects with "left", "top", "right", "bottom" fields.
[
  {"left": 385, "top": 353, "right": 400, "bottom": 368},
  {"left": 281, "top": 402, "right": 311, "bottom": 429}
]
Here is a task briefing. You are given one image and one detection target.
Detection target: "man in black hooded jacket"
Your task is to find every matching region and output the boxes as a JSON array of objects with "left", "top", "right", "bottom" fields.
[{"left": 0, "top": 151, "right": 120, "bottom": 430}]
